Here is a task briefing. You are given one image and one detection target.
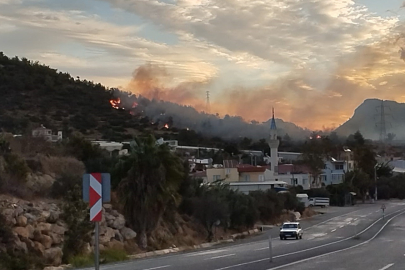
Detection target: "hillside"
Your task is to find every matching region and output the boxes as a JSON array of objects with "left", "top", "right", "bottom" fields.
[
  {"left": 335, "top": 99, "right": 405, "bottom": 141},
  {"left": 0, "top": 52, "right": 310, "bottom": 145}
]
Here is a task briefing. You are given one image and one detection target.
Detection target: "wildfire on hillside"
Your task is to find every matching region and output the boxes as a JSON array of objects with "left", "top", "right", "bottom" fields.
[{"left": 110, "top": 98, "right": 121, "bottom": 110}]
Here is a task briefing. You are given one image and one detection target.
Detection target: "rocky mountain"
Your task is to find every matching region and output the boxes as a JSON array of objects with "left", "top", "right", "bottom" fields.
[{"left": 335, "top": 99, "right": 405, "bottom": 141}]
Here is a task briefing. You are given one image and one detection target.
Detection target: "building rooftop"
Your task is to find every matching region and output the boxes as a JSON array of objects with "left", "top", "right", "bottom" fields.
[
  {"left": 223, "top": 159, "right": 238, "bottom": 168},
  {"left": 237, "top": 164, "right": 266, "bottom": 173}
]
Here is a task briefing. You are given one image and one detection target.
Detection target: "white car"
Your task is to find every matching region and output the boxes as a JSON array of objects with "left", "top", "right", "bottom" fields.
[{"left": 279, "top": 222, "right": 303, "bottom": 240}]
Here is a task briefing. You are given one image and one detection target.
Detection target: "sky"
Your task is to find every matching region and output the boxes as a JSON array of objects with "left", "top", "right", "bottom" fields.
[{"left": 1, "top": 0, "right": 405, "bottom": 130}]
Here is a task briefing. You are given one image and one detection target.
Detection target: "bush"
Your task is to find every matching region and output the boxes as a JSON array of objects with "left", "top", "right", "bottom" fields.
[
  {"left": 51, "top": 173, "right": 81, "bottom": 199},
  {"left": 100, "top": 248, "right": 128, "bottom": 263},
  {"left": 70, "top": 254, "right": 93, "bottom": 268}
]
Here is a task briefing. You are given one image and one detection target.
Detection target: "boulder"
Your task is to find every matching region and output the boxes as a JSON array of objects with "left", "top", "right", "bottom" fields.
[
  {"left": 16, "top": 215, "right": 28, "bottom": 227},
  {"left": 120, "top": 227, "right": 137, "bottom": 240},
  {"left": 51, "top": 224, "right": 66, "bottom": 235},
  {"left": 100, "top": 227, "right": 115, "bottom": 244},
  {"left": 36, "top": 222, "right": 52, "bottom": 235},
  {"left": 49, "top": 232, "right": 63, "bottom": 245},
  {"left": 33, "top": 241, "right": 45, "bottom": 256},
  {"left": 24, "top": 213, "right": 37, "bottom": 224},
  {"left": 40, "top": 234, "right": 53, "bottom": 249},
  {"left": 44, "top": 247, "right": 63, "bottom": 266},
  {"left": 47, "top": 211, "right": 60, "bottom": 223},
  {"left": 114, "top": 230, "right": 124, "bottom": 242},
  {"left": 13, "top": 226, "right": 30, "bottom": 239},
  {"left": 107, "top": 239, "right": 125, "bottom": 250},
  {"left": 111, "top": 216, "right": 126, "bottom": 230},
  {"left": 13, "top": 238, "right": 28, "bottom": 253}
]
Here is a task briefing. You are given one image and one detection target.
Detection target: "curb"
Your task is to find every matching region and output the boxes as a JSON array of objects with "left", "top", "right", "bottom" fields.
[{"left": 128, "top": 229, "right": 262, "bottom": 260}]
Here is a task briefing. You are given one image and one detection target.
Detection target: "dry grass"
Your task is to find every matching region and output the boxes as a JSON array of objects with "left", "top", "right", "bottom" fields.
[{"left": 37, "top": 154, "right": 85, "bottom": 177}]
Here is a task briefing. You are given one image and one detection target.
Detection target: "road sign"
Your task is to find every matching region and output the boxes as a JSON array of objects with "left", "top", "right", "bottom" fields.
[
  {"left": 381, "top": 204, "right": 386, "bottom": 210},
  {"left": 83, "top": 173, "right": 111, "bottom": 203},
  {"left": 83, "top": 173, "right": 111, "bottom": 270}
]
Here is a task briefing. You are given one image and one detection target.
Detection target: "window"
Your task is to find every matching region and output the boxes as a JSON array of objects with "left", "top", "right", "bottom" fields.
[
  {"left": 259, "top": 175, "right": 264, "bottom": 182},
  {"left": 226, "top": 168, "right": 231, "bottom": 174},
  {"left": 291, "top": 178, "right": 297, "bottom": 185},
  {"left": 243, "top": 174, "right": 250, "bottom": 182},
  {"left": 303, "top": 179, "right": 307, "bottom": 185},
  {"left": 335, "top": 164, "right": 344, "bottom": 170},
  {"left": 213, "top": 175, "right": 221, "bottom": 181}
]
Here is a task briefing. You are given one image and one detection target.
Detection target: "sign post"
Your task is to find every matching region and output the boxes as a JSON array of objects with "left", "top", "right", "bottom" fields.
[{"left": 83, "top": 173, "right": 111, "bottom": 270}]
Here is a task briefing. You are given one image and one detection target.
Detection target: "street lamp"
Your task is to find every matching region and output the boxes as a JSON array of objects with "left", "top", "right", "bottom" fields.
[{"left": 374, "top": 163, "right": 378, "bottom": 201}]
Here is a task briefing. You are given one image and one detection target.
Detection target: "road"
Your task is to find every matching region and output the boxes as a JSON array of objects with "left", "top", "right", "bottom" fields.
[{"left": 80, "top": 201, "right": 405, "bottom": 270}]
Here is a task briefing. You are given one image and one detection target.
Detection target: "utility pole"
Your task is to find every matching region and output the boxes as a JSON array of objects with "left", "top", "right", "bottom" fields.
[{"left": 375, "top": 100, "right": 392, "bottom": 144}]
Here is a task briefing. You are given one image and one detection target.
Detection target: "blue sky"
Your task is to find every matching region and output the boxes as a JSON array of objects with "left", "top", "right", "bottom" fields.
[{"left": 1, "top": 0, "right": 405, "bottom": 129}]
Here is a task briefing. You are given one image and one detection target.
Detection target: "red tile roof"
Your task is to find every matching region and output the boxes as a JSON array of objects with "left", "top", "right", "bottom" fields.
[{"left": 237, "top": 164, "right": 266, "bottom": 173}]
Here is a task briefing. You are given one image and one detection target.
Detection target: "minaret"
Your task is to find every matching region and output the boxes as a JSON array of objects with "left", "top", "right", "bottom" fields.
[{"left": 268, "top": 108, "right": 279, "bottom": 175}]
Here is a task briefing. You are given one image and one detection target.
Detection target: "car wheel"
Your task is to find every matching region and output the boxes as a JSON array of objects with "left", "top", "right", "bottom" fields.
[
  {"left": 296, "top": 235, "right": 299, "bottom": 240},
  {"left": 280, "top": 236, "right": 283, "bottom": 240},
  {"left": 300, "top": 235, "right": 303, "bottom": 239}
]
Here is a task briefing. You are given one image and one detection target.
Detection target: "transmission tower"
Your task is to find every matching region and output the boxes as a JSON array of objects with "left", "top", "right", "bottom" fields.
[
  {"left": 375, "top": 100, "right": 392, "bottom": 143},
  {"left": 206, "top": 91, "right": 210, "bottom": 114}
]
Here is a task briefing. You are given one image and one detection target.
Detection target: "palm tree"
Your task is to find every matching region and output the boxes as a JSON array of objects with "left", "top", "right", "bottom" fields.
[{"left": 118, "top": 135, "right": 184, "bottom": 249}]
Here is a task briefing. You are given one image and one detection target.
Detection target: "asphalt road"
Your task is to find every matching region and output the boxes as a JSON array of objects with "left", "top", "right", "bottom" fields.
[
  {"left": 80, "top": 201, "right": 405, "bottom": 270},
  {"left": 274, "top": 206, "right": 405, "bottom": 270}
]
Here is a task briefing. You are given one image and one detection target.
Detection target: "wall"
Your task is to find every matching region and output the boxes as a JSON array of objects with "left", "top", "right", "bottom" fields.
[
  {"left": 206, "top": 168, "right": 226, "bottom": 182},
  {"left": 238, "top": 171, "right": 265, "bottom": 182}
]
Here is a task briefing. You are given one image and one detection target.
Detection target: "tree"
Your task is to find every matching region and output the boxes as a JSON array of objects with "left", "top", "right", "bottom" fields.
[
  {"left": 376, "top": 162, "right": 393, "bottom": 178},
  {"left": 345, "top": 170, "right": 372, "bottom": 202},
  {"left": 118, "top": 135, "right": 184, "bottom": 249},
  {"left": 301, "top": 140, "right": 325, "bottom": 188}
]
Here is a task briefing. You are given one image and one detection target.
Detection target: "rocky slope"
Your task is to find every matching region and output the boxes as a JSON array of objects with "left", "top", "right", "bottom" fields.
[{"left": 0, "top": 195, "right": 137, "bottom": 268}]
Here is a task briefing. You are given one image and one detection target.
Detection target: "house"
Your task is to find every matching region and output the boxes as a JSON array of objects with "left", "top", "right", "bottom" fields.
[
  {"left": 229, "top": 181, "right": 288, "bottom": 194},
  {"left": 319, "top": 158, "right": 354, "bottom": 186},
  {"left": 206, "top": 160, "right": 239, "bottom": 182},
  {"left": 267, "top": 164, "right": 311, "bottom": 190},
  {"left": 190, "top": 171, "right": 208, "bottom": 182},
  {"left": 91, "top": 141, "right": 128, "bottom": 157},
  {"left": 32, "top": 125, "right": 62, "bottom": 142}
]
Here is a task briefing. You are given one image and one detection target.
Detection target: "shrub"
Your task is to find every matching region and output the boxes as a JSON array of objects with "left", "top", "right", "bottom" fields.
[
  {"left": 100, "top": 248, "right": 128, "bottom": 264},
  {"left": 70, "top": 254, "right": 93, "bottom": 268}
]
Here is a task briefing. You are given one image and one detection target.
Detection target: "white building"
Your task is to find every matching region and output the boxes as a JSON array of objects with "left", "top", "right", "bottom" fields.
[
  {"left": 32, "top": 125, "right": 62, "bottom": 142},
  {"left": 319, "top": 158, "right": 354, "bottom": 186}
]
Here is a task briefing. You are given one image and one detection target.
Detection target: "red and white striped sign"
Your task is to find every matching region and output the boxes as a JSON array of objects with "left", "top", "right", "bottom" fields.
[{"left": 89, "top": 173, "right": 102, "bottom": 222}]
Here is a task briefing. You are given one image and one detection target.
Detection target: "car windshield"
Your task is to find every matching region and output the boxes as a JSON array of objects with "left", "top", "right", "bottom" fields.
[{"left": 283, "top": 224, "right": 298, "bottom": 229}]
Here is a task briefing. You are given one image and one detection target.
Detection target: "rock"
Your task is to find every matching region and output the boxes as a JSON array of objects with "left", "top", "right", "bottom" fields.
[
  {"left": 21, "top": 238, "right": 35, "bottom": 251},
  {"left": 13, "top": 226, "right": 30, "bottom": 239},
  {"left": 100, "top": 227, "right": 115, "bottom": 244},
  {"left": 38, "top": 211, "right": 51, "bottom": 222},
  {"left": 16, "top": 215, "right": 28, "bottom": 226},
  {"left": 13, "top": 238, "right": 28, "bottom": 253},
  {"left": 120, "top": 227, "right": 137, "bottom": 240},
  {"left": 44, "top": 247, "right": 63, "bottom": 266},
  {"left": 111, "top": 210, "right": 120, "bottom": 217},
  {"left": 83, "top": 242, "right": 92, "bottom": 255},
  {"left": 104, "top": 204, "right": 112, "bottom": 211},
  {"left": 33, "top": 241, "right": 45, "bottom": 256},
  {"left": 114, "top": 230, "right": 124, "bottom": 242},
  {"left": 2, "top": 208, "right": 14, "bottom": 217},
  {"left": 105, "top": 212, "right": 114, "bottom": 221},
  {"left": 49, "top": 232, "right": 63, "bottom": 245},
  {"left": 37, "top": 222, "right": 52, "bottom": 235},
  {"left": 107, "top": 239, "right": 125, "bottom": 250},
  {"left": 51, "top": 224, "right": 66, "bottom": 235},
  {"left": 24, "top": 213, "right": 37, "bottom": 224},
  {"left": 47, "top": 211, "right": 60, "bottom": 223},
  {"left": 43, "top": 267, "right": 64, "bottom": 270},
  {"left": 111, "top": 216, "right": 126, "bottom": 230},
  {"left": 14, "top": 207, "right": 24, "bottom": 217},
  {"left": 40, "top": 234, "right": 53, "bottom": 249}
]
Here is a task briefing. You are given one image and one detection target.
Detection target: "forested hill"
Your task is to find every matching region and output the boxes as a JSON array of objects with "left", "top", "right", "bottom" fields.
[{"left": 0, "top": 53, "right": 163, "bottom": 142}]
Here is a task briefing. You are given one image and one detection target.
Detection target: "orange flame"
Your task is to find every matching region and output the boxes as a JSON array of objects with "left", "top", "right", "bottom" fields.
[
  {"left": 109, "top": 98, "right": 121, "bottom": 109},
  {"left": 132, "top": 101, "right": 138, "bottom": 108},
  {"left": 164, "top": 124, "right": 169, "bottom": 129}
]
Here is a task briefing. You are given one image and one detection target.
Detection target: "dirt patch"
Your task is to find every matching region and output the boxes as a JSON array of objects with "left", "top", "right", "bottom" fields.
[{"left": 301, "top": 207, "right": 317, "bottom": 219}]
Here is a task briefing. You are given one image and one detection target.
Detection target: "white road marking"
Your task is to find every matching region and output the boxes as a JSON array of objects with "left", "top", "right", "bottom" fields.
[
  {"left": 143, "top": 266, "right": 171, "bottom": 270},
  {"left": 339, "top": 225, "right": 344, "bottom": 228},
  {"left": 331, "top": 229, "right": 336, "bottom": 232},
  {"left": 213, "top": 208, "right": 405, "bottom": 270},
  {"left": 186, "top": 249, "right": 228, "bottom": 257},
  {"left": 266, "top": 210, "right": 405, "bottom": 270},
  {"left": 379, "top": 263, "right": 394, "bottom": 270},
  {"left": 207, "top": 254, "right": 235, "bottom": 260},
  {"left": 255, "top": 247, "right": 268, "bottom": 251}
]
